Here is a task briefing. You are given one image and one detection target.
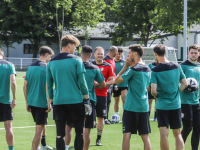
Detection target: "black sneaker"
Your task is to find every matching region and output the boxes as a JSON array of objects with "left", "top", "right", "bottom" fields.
[
  {"left": 96, "top": 139, "right": 103, "bottom": 146},
  {"left": 108, "top": 119, "right": 115, "bottom": 124},
  {"left": 104, "top": 119, "right": 111, "bottom": 125}
]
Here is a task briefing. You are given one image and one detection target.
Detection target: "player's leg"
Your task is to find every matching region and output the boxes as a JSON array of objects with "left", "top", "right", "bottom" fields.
[
  {"left": 181, "top": 104, "right": 192, "bottom": 143},
  {"left": 172, "top": 128, "right": 184, "bottom": 150},
  {"left": 65, "top": 125, "right": 73, "bottom": 150},
  {"left": 122, "top": 133, "right": 131, "bottom": 150},
  {"left": 32, "top": 125, "right": 45, "bottom": 150},
  {"left": 159, "top": 127, "right": 169, "bottom": 150},
  {"left": 4, "top": 120, "right": 14, "bottom": 149},
  {"left": 191, "top": 104, "right": 200, "bottom": 150},
  {"left": 148, "top": 99, "right": 153, "bottom": 116},
  {"left": 114, "top": 96, "right": 120, "bottom": 114},
  {"left": 121, "top": 88, "right": 127, "bottom": 109},
  {"left": 105, "top": 89, "right": 112, "bottom": 124},
  {"left": 141, "top": 134, "right": 151, "bottom": 150},
  {"left": 83, "top": 128, "right": 91, "bottom": 150},
  {"left": 96, "top": 117, "right": 104, "bottom": 146},
  {"left": 154, "top": 99, "right": 157, "bottom": 121}
]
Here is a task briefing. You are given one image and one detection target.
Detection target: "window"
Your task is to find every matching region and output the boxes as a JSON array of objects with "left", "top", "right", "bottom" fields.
[{"left": 24, "top": 44, "right": 34, "bottom": 54}]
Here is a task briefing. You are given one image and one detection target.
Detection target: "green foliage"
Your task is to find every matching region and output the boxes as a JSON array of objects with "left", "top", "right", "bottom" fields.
[{"left": 105, "top": 0, "right": 200, "bottom": 46}]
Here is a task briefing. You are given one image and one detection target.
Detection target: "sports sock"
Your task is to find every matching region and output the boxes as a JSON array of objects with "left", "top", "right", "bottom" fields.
[
  {"left": 154, "top": 112, "right": 157, "bottom": 119},
  {"left": 65, "top": 145, "right": 69, "bottom": 150},
  {"left": 97, "top": 135, "right": 101, "bottom": 141},
  {"left": 74, "top": 134, "right": 83, "bottom": 150},
  {"left": 8, "top": 146, "right": 14, "bottom": 150},
  {"left": 41, "top": 135, "right": 46, "bottom": 146},
  {"left": 115, "top": 112, "right": 119, "bottom": 115}
]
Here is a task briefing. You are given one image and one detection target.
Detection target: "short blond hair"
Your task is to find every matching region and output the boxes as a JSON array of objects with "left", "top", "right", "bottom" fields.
[
  {"left": 61, "top": 34, "right": 80, "bottom": 47},
  {"left": 94, "top": 46, "right": 104, "bottom": 52},
  {"left": 0, "top": 47, "right": 4, "bottom": 55}
]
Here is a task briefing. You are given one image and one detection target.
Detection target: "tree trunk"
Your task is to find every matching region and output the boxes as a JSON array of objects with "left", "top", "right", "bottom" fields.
[
  {"left": 33, "top": 43, "right": 39, "bottom": 59},
  {"left": 144, "top": 39, "right": 148, "bottom": 47},
  {"left": 6, "top": 44, "right": 9, "bottom": 57}
]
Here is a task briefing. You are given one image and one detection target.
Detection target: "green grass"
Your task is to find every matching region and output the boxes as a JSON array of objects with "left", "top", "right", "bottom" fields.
[{"left": 0, "top": 71, "right": 193, "bottom": 150}]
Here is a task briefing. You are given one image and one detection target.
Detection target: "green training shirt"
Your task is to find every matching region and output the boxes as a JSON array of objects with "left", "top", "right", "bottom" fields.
[
  {"left": 115, "top": 59, "right": 128, "bottom": 87},
  {"left": 148, "top": 62, "right": 157, "bottom": 86},
  {"left": 121, "top": 63, "right": 151, "bottom": 112},
  {"left": 25, "top": 60, "right": 47, "bottom": 108},
  {"left": 83, "top": 62, "right": 105, "bottom": 105},
  {"left": 0, "top": 59, "right": 16, "bottom": 104},
  {"left": 46, "top": 52, "right": 87, "bottom": 105},
  {"left": 180, "top": 60, "right": 200, "bottom": 105},
  {"left": 151, "top": 62, "right": 185, "bottom": 110}
]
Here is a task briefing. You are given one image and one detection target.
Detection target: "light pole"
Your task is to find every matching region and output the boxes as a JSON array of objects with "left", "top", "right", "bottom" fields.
[{"left": 183, "top": 0, "right": 187, "bottom": 61}]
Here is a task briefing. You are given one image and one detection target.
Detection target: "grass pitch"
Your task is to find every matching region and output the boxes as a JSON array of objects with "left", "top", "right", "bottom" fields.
[{"left": 0, "top": 71, "right": 193, "bottom": 150}]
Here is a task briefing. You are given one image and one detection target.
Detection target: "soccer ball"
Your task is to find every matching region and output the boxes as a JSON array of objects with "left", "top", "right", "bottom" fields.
[
  {"left": 186, "top": 78, "right": 198, "bottom": 92},
  {"left": 111, "top": 114, "right": 120, "bottom": 123}
]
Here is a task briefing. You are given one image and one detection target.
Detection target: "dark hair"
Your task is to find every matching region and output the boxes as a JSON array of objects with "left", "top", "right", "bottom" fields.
[
  {"left": 153, "top": 44, "right": 166, "bottom": 56},
  {"left": 94, "top": 46, "right": 104, "bottom": 52},
  {"left": 118, "top": 47, "right": 123, "bottom": 53},
  {"left": 82, "top": 45, "right": 93, "bottom": 54},
  {"left": 128, "top": 44, "right": 143, "bottom": 57},
  {"left": 38, "top": 46, "right": 54, "bottom": 56},
  {"left": 0, "top": 47, "right": 4, "bottom": 55},
  {"left": 189, "top": 44, "right": 199, "bottom": 51},
  {"left": 61, "top": 34, "right": 80, "bottom": 47}
]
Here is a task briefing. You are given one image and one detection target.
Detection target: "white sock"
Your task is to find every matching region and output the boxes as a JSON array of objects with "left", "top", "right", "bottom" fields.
[
  {"left": 115, "top": 112, "right": 119, "bottom": 115},
  {"left": 65, "top": 145, "right": 69, "bottom": 150}
]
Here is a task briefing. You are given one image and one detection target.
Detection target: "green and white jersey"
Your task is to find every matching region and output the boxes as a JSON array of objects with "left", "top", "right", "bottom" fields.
[
  {"left": 180, "top": 60, "right": 200, "bottom": 105},
  {"left": 0, "top": 59, "right": 16, "bottom": 104},
  {"left": 46, "top": 52, "right": 86, "bottom": 105},
  {"left": 115, "top": 59, "right": 128, "bottom": 87},
  {"left": 25, "top": 60, "right": 47, "bottom": 108},
  {"left": 83, "top": 62, "right": 105, "bottom": 105},
  {"left": 151, "top": 62, "right": 185, "bottom": 110},
  {"left": 121, "top": 63, "right": 151, "bottom": 112},
  {"left": 148, "top": 62, "right": 157, "bottom": 86}
]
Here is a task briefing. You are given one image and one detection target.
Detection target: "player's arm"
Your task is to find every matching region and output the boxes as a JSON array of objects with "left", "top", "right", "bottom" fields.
[
  {"left": 106, "top": 76, "right": 115, "bottom": 86},
  {"left": 23, "top": 80, "right": 31, "bottom": 112},
  {"left": 151, "top": 83, "right": 157, "bottom": 98},
  {"left": 179, "top": 78, "right": 187, "bottom": 92},
  {"left": 46, "top": 64, "right": 54, "bottom": 101},
  {"left": 10, "top": 74, "right": 17, "bottom": 109},
  {"left": 115, "top": 58, "right": 132, "bottom": 84},
  {"left": 94, "top": 81, "right": 106, "bottom": 89},
  {"left": 46, "top": 83, "right": 52, "bottom": 113}
]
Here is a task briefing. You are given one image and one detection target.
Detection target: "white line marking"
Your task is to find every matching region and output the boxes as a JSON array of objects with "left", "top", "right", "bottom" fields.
[{"left": 0, "top": 124, "right": 55, "bottom": 130}]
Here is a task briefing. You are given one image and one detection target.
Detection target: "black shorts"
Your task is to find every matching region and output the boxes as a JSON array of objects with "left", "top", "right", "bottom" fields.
[
  {"left": 96, "top": 96, "right": 107, "bottom": 118},
  {"left": 113, "top": 87, "right": 128, "bottom": 97},
  {"left": 0, "top": 103, "right": 13, "bottom": 122},
  {"left": 123, "top": 110, "right": 151, "bottom": 135},
  {"left": 148, "top": 91, "right": 154, "bottom": 99},
  {"left": 30, "top": 106, "right": 48, "bottom": 125},
  {"left": 53, "top": 103, "right": 85, "bottom": 129},
  {"left": 66, "top": 101, "right": 96, "bottom": 129},
  {"left": 181, "top": 104, "right": 200, "bottom": 121},
  {"left": 157, "top": 108, "right": 182, "bottom": 129}
]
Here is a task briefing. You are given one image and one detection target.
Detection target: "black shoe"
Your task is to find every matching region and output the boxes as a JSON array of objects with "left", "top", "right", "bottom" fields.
[
  {"left": 104, "top": 119, "right": 111, "bottom": 125},
  {"left": 96, "top": 140, "right": 103, "bottom": 146},
  {"left": 108, "top": 119, "right": 115, "bottom": 124}
]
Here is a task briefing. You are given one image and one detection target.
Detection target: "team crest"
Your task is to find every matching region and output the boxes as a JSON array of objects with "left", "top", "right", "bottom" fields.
[
  {"left": 121, "top": 63, "right": 123, "bottom": 66},
  {"left": 101, "top": 68, "right": 104, "bottom": 71}
]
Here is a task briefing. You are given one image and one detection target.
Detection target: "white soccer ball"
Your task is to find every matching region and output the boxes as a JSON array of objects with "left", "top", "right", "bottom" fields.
[
  {"left": 111, "top": 114, "right": 120, "bottom": 123},
  {"left": 186, "top": 78, "right": 198, "bottom": 92}
]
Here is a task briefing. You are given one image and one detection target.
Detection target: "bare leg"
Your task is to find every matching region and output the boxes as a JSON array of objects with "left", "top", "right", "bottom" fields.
[
  {"left": 4, "top": 120, "right": 14, "bottom": 146},
  {"left": 32, "top": 125, "right": 45, "bottom": 150},
  {"left": 173, "top": 128, "right": 184, "bottom": 150},
  {"left": 122, "top": 132, "right": 131, "bottom": 150},
  {"left": 141, "top": 134, "right": 151, "bottom": 150},
  {"left": 65, "top": 125, "right": 73, "bottom": 146},
  {"left": 121, "top": 90, "right": 127, "bottom": 110},
  {"left": 159, "top": 127, "right": 169, "bottom": 150},
  {"left": 114, "top": 96, "right": 120, "bottom": 112},
  {"left": 83, "top": 128, "right": 91, "bottom": 150}
]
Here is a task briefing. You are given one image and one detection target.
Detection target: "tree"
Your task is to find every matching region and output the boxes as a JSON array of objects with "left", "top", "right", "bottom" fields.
[
  {"left": 0, "top": 0, "right": 105, "bottom": 58},
  {"left": 104, "top": 0, "right": 200, "bottom": 46}
]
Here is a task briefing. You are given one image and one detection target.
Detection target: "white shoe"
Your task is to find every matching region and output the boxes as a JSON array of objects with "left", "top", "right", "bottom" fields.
[{"left": 41, "top": 145, "right": 53, "bottom": 150}]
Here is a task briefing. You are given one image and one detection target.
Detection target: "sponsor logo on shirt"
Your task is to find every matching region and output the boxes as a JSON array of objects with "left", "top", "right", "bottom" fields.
[{"left": 121, "top": 63, "right": 123, "bottom": 66}]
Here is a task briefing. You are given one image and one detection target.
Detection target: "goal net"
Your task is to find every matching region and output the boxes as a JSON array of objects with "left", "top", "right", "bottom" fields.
[{"left": 121, "top": 46, "right": 178, "bottom": 64}]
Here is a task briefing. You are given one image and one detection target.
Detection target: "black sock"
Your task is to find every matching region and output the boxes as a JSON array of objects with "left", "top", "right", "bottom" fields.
[
  {"left": 97, "top": 135, "right": 101, "bottom": 141},
  {"left": 56, "top": 136, "right": 65, "bottom": 150},
  {"left": 41, "top": 135, "right": 46, "bottom": 146},
  {"left": 74, "top": 134, "right": 83, "bottom": 150},
  {"left": 154, "top": 112, "right": 157, "bottom": 119},
  {"left": 148, "top": 111, "right": 150, "bottom": 116}
]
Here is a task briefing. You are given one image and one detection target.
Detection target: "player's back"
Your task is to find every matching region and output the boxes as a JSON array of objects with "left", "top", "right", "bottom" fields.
[
  {"left": 0, "top": 59, "right": 16, "bottom": 104},
  {"left": 151, "top": 62, "right": 185, "bottom": 110},
  {"left": 83, "top": 62, "right": 104, "bottom": 105},
  {"left": 25, "top": 60, "right": 47, "bottom": 108},
  {"left": 47, "top": 52, "right": 85, "bottom": 105},
  {"left": 104, "top": 55, "right": 115, "bottom": 72}
]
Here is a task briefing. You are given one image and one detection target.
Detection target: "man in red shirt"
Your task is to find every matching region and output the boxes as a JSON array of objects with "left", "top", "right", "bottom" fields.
[
  {"left": 92, "top": 46, "right": 115, "bottom": 146},
  {"left": 103, "top": 46, "right": 118, "bottom": 124}
]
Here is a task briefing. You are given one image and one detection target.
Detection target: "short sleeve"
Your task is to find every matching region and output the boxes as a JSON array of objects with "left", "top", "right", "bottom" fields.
[
  {"left": 121, "top": 68, "right": 134, "bottom": 82},
  {"left": 25, "top": 68, "right": 29, "bottom": 81},
  {"left": 179, "top": 67, "right": 185, "bottom": 80},
  {"left": 108, "top": 65, "right": 115, "bottom": 77},
  {"left": 46, "top": 63, "right": 52, "bottom": 79},
  {"left": 150, "top": 71, "right": 157, "bottom": 84},
  {"left": 76, "top": 58, "right": 86, "bottom": 74},
  {"left": 95, "top": 69, "right": 105, "bottom": 83},
  {"left": 10, "top": 64, "right": 16, "bottom": 75},
  {"left": 180, "top": 64, "right": 186, "bottom": 74}
]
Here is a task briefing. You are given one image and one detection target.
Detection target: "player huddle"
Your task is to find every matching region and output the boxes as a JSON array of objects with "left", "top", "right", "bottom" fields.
[{"left": 0, "top": 34, "right": 200, "bottom": 150}]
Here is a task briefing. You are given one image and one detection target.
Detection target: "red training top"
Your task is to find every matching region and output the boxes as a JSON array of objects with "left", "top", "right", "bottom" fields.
[
  {"left": 92, "top": 61, "right": 115, "bottom": 97},
  {"left": 104, "top": 55, "right": 115, "bottom": 73}
]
